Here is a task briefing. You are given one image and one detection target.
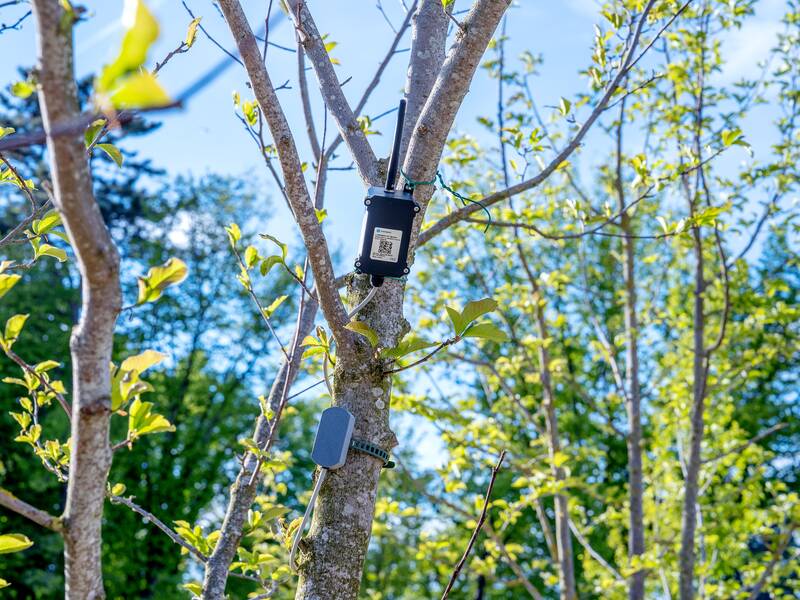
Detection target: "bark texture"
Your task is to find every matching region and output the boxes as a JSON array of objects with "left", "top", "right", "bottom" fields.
[{"left": 32, "top": 1, "right": 122, "bottom": 597}]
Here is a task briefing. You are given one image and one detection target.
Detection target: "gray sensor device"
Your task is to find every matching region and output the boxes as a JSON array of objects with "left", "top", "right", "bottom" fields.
[{"left": 311, "top": 407, "right": 355, "bottom": 469}]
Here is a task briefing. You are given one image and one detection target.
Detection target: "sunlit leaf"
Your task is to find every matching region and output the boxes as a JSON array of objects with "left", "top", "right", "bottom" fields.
[
  {"left": 0, "top": 533, "right": 33, "bottom": 554},
  {"left": 96, "top": 143, "right": 124, "bottom": 167},
  {"left": 345, "top": 320, "right": 378, "bottom": 347},
  {"left": 136, "top": 258, "right": 188, "bottom": 304},
  {"left": 185, "top": 16, "right": 201, "bottom": 47}
]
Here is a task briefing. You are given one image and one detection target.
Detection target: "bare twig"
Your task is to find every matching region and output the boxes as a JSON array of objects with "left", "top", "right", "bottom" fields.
[
  {"left": 0, "top": 487, "right": 62, "bottom": 532},
  {"left": 441, "top": 450, "right": 507, "bottom": 599}
]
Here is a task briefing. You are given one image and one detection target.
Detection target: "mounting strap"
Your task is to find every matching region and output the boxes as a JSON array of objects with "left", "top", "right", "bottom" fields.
[{"left": 350, "top": 438, "right": 395, "bottom": 469}]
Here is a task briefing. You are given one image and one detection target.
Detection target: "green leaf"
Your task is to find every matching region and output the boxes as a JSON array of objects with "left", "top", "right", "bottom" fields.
[
  {"left": 382, "top": 336, "right": 436, "bottom": 360},
  {"left": 84, "top": 119, "right": 106, "bottom": 148},
  {"left": 10, "top": 79, "right": 35, "bottom": 99},
  {"left": 0, "top": 533, "right": 33, "bottom": 554},
  {"left": 294, "top": 264, "right": 304, "bottom": 280},
  {"left": 260, "top": 255, "right": 283, "bottom": 276},
  {"left": 34, "top": 243, "right": 67, "bottom": 263},
  {"left": 120, "top": 349, "right": 166, "bottom": 375},
  {"left": 0, "top": 127, "right": 14, "bottom": 140},
  {"left": 182, "top": 582, "right": 202, "bottom": 596},
  {"left": 98, "top": 0, "right": 160, "bottom": 92},
  {"left": 445, "top": 306, "right": 465, "bottom": 336},
  {"left": 559, "top": 97, "right": 572, "bottom": 116},
  {"left": 225, "top": 223, "right": 241, "bottom": 246},
  {"left": 263, "top": 295, "right": 288, "bottom": 318},
  {"left": 315, "top": 208, "right": 328, "bottom": 223},
  {"left": 184, "top": 16, "right": 201, "bottom": 47},
  {"left": 0, "top": 274, "right": 21, "bottom": 299},
  {"left": 244, "top": 246, "right": 259, "bottom": 269},
  {"left": 3, "top": 314, "right": 28, "bottom": 348},
  {"left": 137, "top": 258, "right": 188, "bottom": 304},
  {"left": 345, "top": 320, "right": 378, "bottom": 347},
  {"left": 0, "top": 577, "right": 9, "bottom": 588},
  {"left": 462, "top": 322, "right": 508, "bottom": 343},
  {"left": 721, "top": 128, "right": 743, "bottom": 147},
  {"left": 460, "top": 298, "right": 498, "bottom": 330},
  {"left": 259, "top": 233, "right": 287, "bottom": 260},
  {"left": 31, "top": 210, "right": 62, "bottom": 235},
  {"left": 33, "top": 360, "right": 60, "bottom": 373},
  {"left": 110, "top": 483, "right": 126, "bottom": 496},
  {"left": 128, "top": 398, "right": 175, "bottom": 437},
  {"left": 109, "top": 71, "right": 170, "bottom": 109},
  {"left": 96, "top": 143, "right": 124, "bottom": 167}
]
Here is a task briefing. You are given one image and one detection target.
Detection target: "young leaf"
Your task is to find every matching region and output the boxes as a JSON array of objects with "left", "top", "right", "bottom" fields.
[
  {"left": 244, "top": 245, "right": 259, "bottom": 269},
  {"left": 559, "top": 97, "right": 572, "bottom": 116},
  {"left": 263, "top": 295, "right": 288, "bottom": 318},
  {"left": 382, "top": 336, "right": 436, "bottom": 360},
  {"left": 137, "top": 258, "right": 188, "bottom": 304},
  {"left": 462, "top": 322, "right": 508, "bottom": 343},
  {"left": 259, "top": 233, "right": 287, "bottom": 260},
  {"left": 225, "top": 223, "right": 241, "bottom": 246},
  {"left": 0, "top": 533, "right": 33, "bottom": 554},
  {"left": 3, "top": 314, "right": 29, "bottom": 348},
  {"left": 96, "top": 143, "right": 124, "bottom": 167},
  {"left": 34, "top": 243, "right": 67, "bottom": 263},
  {"left": 97, "top": 0, "right": 160, "bottom": 92},
  {"left": 185, "top": 16, "right": 201, "bottom": 47},
  {"left": 10, "top": 79, "right": 35, "bottom": 99},
  {"left": 345, "top": 320, "right": 379, "bottom": 347},
  {"left": 120, "top": 349, "right": 165, "bottom": 375},
  {"left": 128, "top": 398, "right": 175, "bottom": 437},
  {"left": 109, "top": 71, "right": 170, "bottom": 109},
  {"left": 459, "top": 298, "right": 499, "bottom": 330},
  {"left": 260, "top": 255, "right": 283, "bottom": 276},
  {"left": 31, "top": 210, "right": 62, "bottom": 236},
  {"left": 0, "top": 274, "right": 21, "bottom": 299}
]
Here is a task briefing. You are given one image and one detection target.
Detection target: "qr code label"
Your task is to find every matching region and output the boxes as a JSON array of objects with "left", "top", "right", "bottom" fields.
[{"left": 369, "top": 227, "right": 403, "bottom": 263}]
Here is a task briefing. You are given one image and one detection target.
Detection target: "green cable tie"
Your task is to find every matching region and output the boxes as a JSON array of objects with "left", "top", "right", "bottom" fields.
[{"left": 399, "top": 168, "right": 492, "bottom": 232}]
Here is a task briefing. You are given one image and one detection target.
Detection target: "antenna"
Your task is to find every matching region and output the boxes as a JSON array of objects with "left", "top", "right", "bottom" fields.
[{"left": 384, "top": 98, "right": 407, "bottom": 191}]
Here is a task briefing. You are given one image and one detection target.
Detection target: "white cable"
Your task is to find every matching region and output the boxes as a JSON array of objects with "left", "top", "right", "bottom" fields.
[
  {"left": 289, "top": 468, "right": 328, "bottom": 572},
  {"left": 347, "top": 286, "right": 378, "bottom": 319}
]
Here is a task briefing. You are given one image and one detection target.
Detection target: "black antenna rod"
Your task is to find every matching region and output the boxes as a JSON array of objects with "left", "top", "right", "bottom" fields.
[{"left": 384, "top": 98, "right": 407, "bottom": 191}]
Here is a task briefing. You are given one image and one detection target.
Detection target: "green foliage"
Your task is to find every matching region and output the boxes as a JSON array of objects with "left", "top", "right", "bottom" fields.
[{"left": 136, "top": 257, "right": 188, "bottom": 304}]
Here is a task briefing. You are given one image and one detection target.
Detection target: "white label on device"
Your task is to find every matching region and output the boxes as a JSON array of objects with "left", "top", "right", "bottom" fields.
[{"left": 369, "top": 227, "right": 403, "bottom": 263}]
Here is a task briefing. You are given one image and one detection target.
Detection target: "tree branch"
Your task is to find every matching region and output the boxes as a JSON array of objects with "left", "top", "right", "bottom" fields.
[
  {"left": 441, "top": 450, "right": 506, "bottom": 599},
  {"left": 417, "top": 0, "right": 663, "bottom": 245},
  {"left": 31, "top": 1, "right": 122, "bottom": 596},
  {"left": 217, "top": 0, "right": 352, "bottom": 350},
  {"left": 286, "top": 0, "right": 380, "bottom": 185},
  {"left": 0, "top": 487, "right": 62, "bottom": 532}
]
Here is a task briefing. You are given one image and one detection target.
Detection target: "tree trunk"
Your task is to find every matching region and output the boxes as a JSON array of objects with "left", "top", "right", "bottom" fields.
[
  {"left": 32, "top": 1, "right": 122, "bottom": 597},
  {"left": 615, "top": 101, "right": 646, "bottom": 600},
  {"left": 678, "top": 226, "right": 706, "bottom": 600},
  {"left": 294, "top": 277, "right": 406, "bottom": 600},
  {"left": 533, "top": 291, "right": 577, "bottom": 600}
]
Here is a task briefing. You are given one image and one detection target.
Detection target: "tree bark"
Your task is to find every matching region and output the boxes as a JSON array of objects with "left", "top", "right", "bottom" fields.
[
  {"left": 615, "top": 100, "right": 646, "bottom": 600},
  {"left": 32, "top": 1, "right": 122, "bottom": 597}
]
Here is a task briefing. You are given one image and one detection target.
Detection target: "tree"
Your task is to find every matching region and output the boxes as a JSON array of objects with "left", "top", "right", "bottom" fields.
[{"left": 2, "top": 0, "right": 798, "bottom": 598}]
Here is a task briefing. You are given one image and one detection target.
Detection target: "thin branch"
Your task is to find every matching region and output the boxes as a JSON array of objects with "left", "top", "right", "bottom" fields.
[
  {"left": 286, "top": 0, "right": 380, "bottom": 185},
  {"left": 701, "top": 423, "right": 788, "bottom": 465},
  {"left": 383, "top": 337, "right": 458, "bottom": 375},
  {"left": 0, "top": 487, "right": 62, "bottom": 532},
  {"left": 568, "top": 518, "right": 624, "bottom": 581},
  {"left": 418, "top": 0, "right": 666, "bottom": 245},
  {"left": 746, "top": 526, "right": 797, "bottom": 600},
  {"left": 441, "top": 450, "right": 506, "bottom": 599},
  {"left": 4, "top": 347, "right": 72, "bottom": 419}
]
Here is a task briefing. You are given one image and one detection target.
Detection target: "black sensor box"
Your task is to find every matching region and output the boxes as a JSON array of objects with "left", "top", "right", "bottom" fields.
[{"left": 354, "top": 186, "right": 420, "bottom": 279}]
